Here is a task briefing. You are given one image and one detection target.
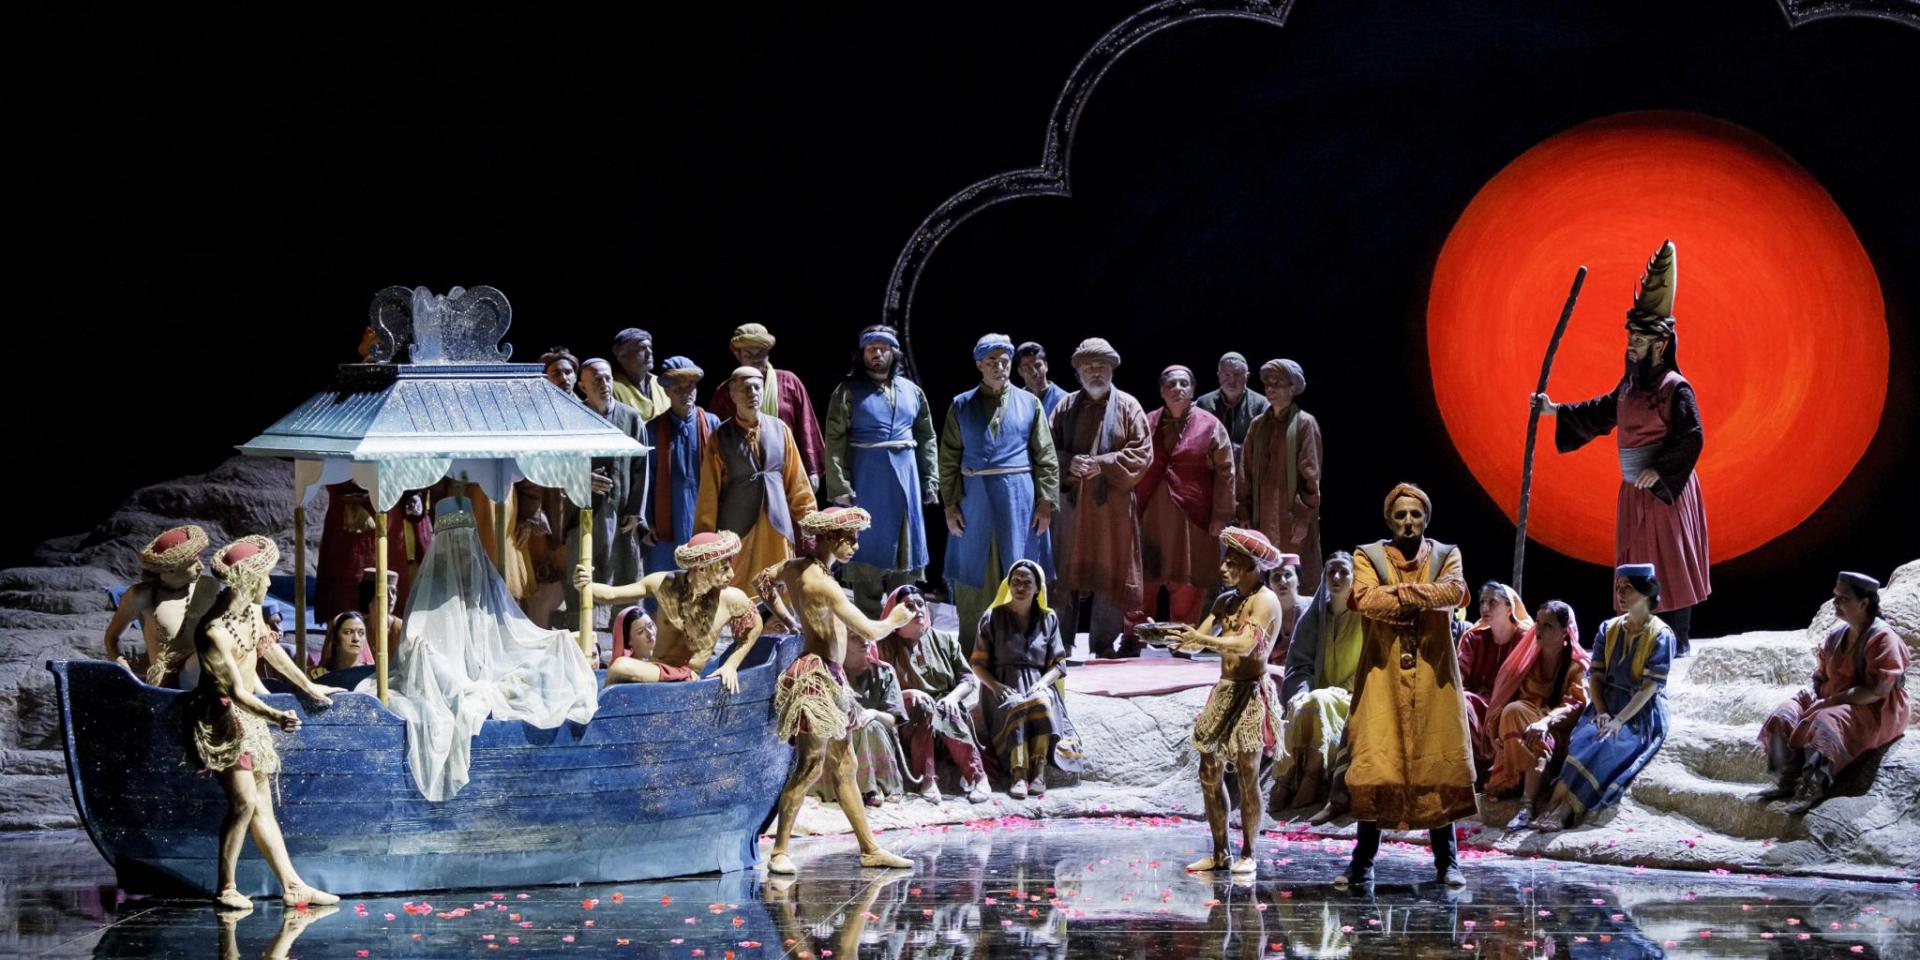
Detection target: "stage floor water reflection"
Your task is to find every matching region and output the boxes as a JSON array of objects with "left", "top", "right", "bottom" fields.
[{"left": 5, "top": 819, "right": 1915, "bottom": 958}]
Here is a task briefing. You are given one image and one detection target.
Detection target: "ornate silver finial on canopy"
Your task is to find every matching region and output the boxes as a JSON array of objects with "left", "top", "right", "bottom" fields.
[{"left": 365, "top": 285, "right": 514, "bottom": 364}]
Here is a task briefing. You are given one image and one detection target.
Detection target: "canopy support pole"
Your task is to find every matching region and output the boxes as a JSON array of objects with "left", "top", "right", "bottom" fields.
[
  {"left": 494, "top": 493, "right": 510, "bottom": 573},
  {"left": 375, "top": 512, "right": 390, "bottom": 705},
  {"left": 577, "top": 507, "right": 595, "bottom": 662},
  {"left": 293, "top": 506, "right": 308, "bottom": 670}
]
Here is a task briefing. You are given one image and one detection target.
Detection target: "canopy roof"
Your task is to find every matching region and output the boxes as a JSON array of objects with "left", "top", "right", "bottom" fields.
[{"left": 240, "top": 362, "right": 648, "bottom": 510}]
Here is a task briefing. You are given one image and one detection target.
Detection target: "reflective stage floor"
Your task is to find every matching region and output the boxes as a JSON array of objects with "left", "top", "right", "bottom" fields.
[{"left": 5, "top": 818, "right": 1915, "bottom": 958}]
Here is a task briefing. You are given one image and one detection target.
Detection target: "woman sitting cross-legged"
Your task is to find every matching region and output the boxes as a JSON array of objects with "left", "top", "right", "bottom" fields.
[
  {"left": 1530, "top": 564, "right": 1672, "bottom": 832},
  {"left": 971, "top": 559, "right": 1084, "bottom": 799},
  {"left": 1756, "top": 571, "right": 1910, "bottom": 814},
  {"left": 1484, "top": 600, "right": 1591, "bottom": 831}
]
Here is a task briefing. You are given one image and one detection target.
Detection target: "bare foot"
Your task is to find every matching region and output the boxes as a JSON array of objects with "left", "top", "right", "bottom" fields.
[
  {"left": 1008, "top": 780, "right": 1028, "bottom": 800},
  {"left": 1533, "top": 810, "right": 1567, "bottom": 833},
  {"left": 767, "top": 852, "right": 798, "bottom": 875},
  {"left": 1230, "top": 856, "right": 1257, "bottom": 876},
  {"left": 860, "top": 849, "right": 913, "bottom": 869},
  {"left": 1186, "top": 855, "right": 1225, "bottom": 872},
  {"left": 283, "top": 884, "right": 339, "bottom": 907},
  {"left": 214, "top": 886, "right": 254, "bottom": 911}
]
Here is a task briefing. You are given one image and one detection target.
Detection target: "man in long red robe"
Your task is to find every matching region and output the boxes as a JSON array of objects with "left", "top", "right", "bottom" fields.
[
  {"left": 709, "top": 323, "right": 827, "bottom": 491},
  {"left": 1049, "top": 337, "right": 1151, "bottom": 658},
  {"left": 1537, "top": 239, "right": 1710, "bottom": 655},
  {"left": 1137, "top": 364, "right": 1234, "bottom": 626}
]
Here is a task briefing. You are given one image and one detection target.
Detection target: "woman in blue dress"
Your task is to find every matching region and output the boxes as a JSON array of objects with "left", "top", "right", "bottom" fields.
[{"left": 1531, "top": 563, "right": 1673, "bottom": 832}]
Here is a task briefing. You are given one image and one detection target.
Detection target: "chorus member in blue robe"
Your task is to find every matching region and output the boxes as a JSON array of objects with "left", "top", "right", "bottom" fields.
[
  {"left": 939, "top": 334, "right": 1060, "bottom": 655},
  {"left": 641, "top": 357, "right": 720, "bottom": 593},
  {"left": 1532, "top": 563, "right": 1673, "bottom": 831},
  {"left": 823, "top": 326, "right": 938, "bottom": 615}
]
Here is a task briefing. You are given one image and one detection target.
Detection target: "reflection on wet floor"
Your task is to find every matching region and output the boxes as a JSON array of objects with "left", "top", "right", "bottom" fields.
[{"left": 4, "top": 819, "right": 1916, "bottom": 958}]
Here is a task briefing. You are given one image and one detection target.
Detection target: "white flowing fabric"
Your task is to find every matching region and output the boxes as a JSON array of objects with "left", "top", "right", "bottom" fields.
[{"left": 358, "top": 504, "right": 599, "bottom": 801}]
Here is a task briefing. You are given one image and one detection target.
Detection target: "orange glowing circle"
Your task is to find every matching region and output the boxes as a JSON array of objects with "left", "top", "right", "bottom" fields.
[{"left": 1429, "top": 111, "right": 1886, "bottom": 566}]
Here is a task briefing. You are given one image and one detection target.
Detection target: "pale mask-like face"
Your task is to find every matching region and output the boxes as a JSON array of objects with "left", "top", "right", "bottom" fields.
[
  {"left": 1160, "top": 371, "right": 1194, "bottom": 413},
  {"left": 730, "top": 374, "right": 765, "bottom": 413},
  {"left": 863, "top": 342, "right": 896, "bottom": 377},
  {"left": 977, "top": 351, "right": 1013, "bottom": 390},
  {"left": 580, "top": 361, "right": 615, "bottom": 409},
  {"left": 545, "top": 359, "right": 578, "bottom": 393},
  {"left": 828, "top": 531, "right": 860, "bottom": 563},
  {"left": 1217, "top": 359, "right": 1248, "bottom": 397},
  {"left": 1076, "top": 360, "right": 1114, "bottom": 397},
  {"left": 1388, "top": 496, "right": 1427, "bottom": 541},
  {"left": 690, "top": 560, "right": 732, "bottom": 596},
  {"left": 732, "top": 344, "right": 771, "bottom": 370},
  {"left": 1018, "top": 354, "right": 1049, "bottom": 392},
  {"left": 1262, "top": 366, "right": 1295, "bottom": 409},
  {"left": 1324, "top": 560, "right": 1353, "bottom": 596},
  {"left": 614, "top": 339, "right": 653, "bottom": 381}
]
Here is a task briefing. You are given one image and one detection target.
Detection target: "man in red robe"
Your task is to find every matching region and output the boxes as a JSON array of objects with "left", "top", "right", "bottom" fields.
[
  {"left": 1137, "top": 364, "right": 1234, "bottom": 627},
  {"left": 1536, "top": 240, "right": 1710, "bottom": 655},
  {"left": 708, "top": 322, "right": 827, "bottom": 491},
  {"left": 1049, "top": 337, "right": 1151, "bottom": 658}
]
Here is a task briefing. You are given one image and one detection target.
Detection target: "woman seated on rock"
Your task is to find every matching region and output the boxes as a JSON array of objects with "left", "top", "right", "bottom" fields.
[
  {"left": 1530, "top": 564, "right": 1673, "bottom": 832},
  {"left": 971, "top": 559, "right": 1084, "bottom": 799},
  {"left": 1757, "top": 571, "right": 1910, "bottom": 814},
  {"left": 1271, "top": 552, "right": 1359, "bottom": 813},
  {"left": 1485, "top": 600, "right": 1591, "bottom": 830},
  {"left": 810, "top": 637, "right": 913, "bottom": 808},
  {"left": 309, "top": 611, "right": 372, "bottom": 678},
  {"left": 1458, "top": 581, "right": 1532, "bottom": 787}
]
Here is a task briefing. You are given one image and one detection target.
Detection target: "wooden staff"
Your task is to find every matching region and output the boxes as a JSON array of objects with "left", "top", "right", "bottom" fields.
[
  {"left": 577, "top": 507, "right": 595, "bottom": 660},
  {"left": 1513, "top": 265, "right": 1587, "bottom": 597},
  {"left": 293, "top": 505, "right": 308, "bottom": 670},
  {"left": 375, "top": 511, "right": 390, "bottom": 705}
]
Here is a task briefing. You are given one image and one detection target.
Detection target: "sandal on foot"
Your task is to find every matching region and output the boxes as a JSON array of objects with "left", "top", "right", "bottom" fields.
[{"left": 860, "top": 849, "right": 913, "bottom": 869}]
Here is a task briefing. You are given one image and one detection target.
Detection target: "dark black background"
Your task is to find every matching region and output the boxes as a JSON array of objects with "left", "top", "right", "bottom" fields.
[{"left": 13, "top": 1, "right": 1917, "bottom": 634}]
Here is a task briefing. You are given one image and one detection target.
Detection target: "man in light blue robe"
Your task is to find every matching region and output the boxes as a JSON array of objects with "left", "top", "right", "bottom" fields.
[
  {"left": 938, "top": 334, "right": 1060, "bottom": 654},
  {"left": 823, "top": 326, "right": 939, "bottom": 616}
]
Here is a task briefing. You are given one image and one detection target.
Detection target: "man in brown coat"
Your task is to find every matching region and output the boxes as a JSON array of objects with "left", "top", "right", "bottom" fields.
[{"left": 1049, "top": 337, "right": 1151, "bottom": 657}]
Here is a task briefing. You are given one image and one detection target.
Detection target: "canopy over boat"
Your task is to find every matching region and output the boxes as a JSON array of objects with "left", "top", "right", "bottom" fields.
[{"left": 236, "top": 285, "right": 649, "bottom": 695}]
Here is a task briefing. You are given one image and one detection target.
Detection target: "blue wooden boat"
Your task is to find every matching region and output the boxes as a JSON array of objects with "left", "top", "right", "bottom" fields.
[{"left": 47, "top": 633, "right": 798, "bottom": 897}]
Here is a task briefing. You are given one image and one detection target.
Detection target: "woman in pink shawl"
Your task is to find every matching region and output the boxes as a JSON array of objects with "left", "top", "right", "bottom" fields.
[
  {"left": 1488, "top": 600, "right": 1592, "bottom": 831},
  {"left": 1457, "top": 582, "right": 1532, "bottom": 785}
]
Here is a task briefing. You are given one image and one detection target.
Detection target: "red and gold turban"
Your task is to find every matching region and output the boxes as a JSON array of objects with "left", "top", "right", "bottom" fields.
[
  {"left": 675, "top": 531, "right": 742, "bottom": 569},
  {"left": 139, "top": 525, "right": 208, "bottom": 573},
  {"left": 1219, "top": 526, "right": 1283, "bottom": 571}
]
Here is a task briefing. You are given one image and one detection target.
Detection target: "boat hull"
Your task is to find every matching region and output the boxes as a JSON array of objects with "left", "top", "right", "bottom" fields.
[{"left": 48, "top": 633, "right": 800, "bottom": 897}]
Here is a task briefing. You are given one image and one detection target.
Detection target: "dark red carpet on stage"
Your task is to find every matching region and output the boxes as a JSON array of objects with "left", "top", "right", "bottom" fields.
[{"left": 1428, "top": 110, "right": 1887, "bottom": 567}]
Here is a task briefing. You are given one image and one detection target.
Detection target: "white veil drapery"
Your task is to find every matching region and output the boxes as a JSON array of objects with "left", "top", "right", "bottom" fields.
[{"left": 358, "top": 496, "right": 599, "bottom": 801}]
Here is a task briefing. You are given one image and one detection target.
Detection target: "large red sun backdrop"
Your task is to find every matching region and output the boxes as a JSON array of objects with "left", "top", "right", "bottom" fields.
[{"left": 1429, "top": 111, "right": 1886, "bottom": 568}]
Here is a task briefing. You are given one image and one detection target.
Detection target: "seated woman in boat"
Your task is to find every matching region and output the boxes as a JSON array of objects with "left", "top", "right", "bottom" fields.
[
  {"left": 308, "top": 611, "right": 372, "bottom": 679},
  {"left": 1485, "top": 600, "right": 1591, "bottom": 831},
  {"left": 810, "top": 637, "right": 914, "bottom": 808},
  {"left": 580, "top": 531, "right": 764, "bottom": 691},
  {"left": 190, "top": 536, "right": 343, "bottom": 909},
  {"left": 1757, "top": 571, "right": 1910, "bottom": 814},
  {"left": 1529, "top": 564, "right": 1674, "bottom": 832},
  {"left": 971, "top": 558, "right": 1084, "bottom": 800},
  {"left": 1271, "top": 552, "right": 1360, "bottom": 813}
]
